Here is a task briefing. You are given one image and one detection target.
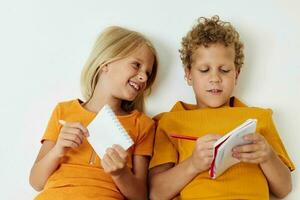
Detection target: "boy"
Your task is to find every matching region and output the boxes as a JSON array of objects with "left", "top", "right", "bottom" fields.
[{"left": 149, "top": 16, "right": 294, "bottom": 200}]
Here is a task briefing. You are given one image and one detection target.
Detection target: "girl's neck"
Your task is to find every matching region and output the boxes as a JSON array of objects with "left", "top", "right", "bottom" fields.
[{"left": 83, "top": 94, "right": 126, "bottom": 115}]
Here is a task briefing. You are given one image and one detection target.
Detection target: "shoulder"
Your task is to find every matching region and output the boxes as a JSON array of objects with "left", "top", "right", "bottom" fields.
[
  {"left": 135, "top": 111, "right": 155, "bottom": 127},
  {"left": 233, "top": 97, "right": 273, "bottom": 116},
  {"left": 54, "top": 99, "right": 80, "bottom": 112},
  {"left": 129, "top": 111, "right": 156, "bottom": 140},
  {"left": 56, "top": 99, "right": 79, "bottom": 108},
  {"left": 230, "top": 106, "right": 274, "bottom": 122},
  {"left": 246, "top": 106, "right": 273, "bottom": 116},
  {"left": 151, "top": 101, "right": 193, "bottom": 125}
]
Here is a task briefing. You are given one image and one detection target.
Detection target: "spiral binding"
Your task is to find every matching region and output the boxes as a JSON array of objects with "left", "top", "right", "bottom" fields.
[{"left": 103, "top": 105, "right": 133, "bottom": 144}]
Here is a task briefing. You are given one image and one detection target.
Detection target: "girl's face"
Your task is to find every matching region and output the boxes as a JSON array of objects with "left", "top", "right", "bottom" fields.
[
  {"left": 185, "top": 43, "right": 239, "bottom": 108},
  {"left": 102, "top": 44, "right": 154, "bottom": 101}
]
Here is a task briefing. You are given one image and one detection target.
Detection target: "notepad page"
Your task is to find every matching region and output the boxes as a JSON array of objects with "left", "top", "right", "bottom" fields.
[
  {"left": 211, "top": 119, "right": 257, "bottom": 178},
  {"left": 87, "top": 105, "right": 134, "bottom": 158}
]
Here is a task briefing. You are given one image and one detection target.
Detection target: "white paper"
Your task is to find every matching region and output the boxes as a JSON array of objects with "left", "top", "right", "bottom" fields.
[
  {"left": 210, "top": 119, "right": 257, "bottom": 179},
  {"left": 87, "top": 104, "right": 134, "bottom": 158}
]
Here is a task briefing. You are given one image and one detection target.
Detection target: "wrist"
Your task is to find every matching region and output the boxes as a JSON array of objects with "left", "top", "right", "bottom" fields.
[
  {"left": 186, "top": 157, "right": 202, "bottom": 176},
  {"left": 50, "top": 146, "right": 65, "bottom": 159},
  {"left": 260, "top": 149, "right": 277, "bottom": 166}
]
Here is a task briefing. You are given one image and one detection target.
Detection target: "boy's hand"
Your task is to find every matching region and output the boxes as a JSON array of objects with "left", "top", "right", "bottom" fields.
[
  {"left": 101, "top": 145, "right": 129, "bottom": 177},
  {"left": 52, "top": 120, "right": 89, "bottom": 157},
  {"left": 232, "top": 133, "right": 273, "bottom": 164},
  {"left": 190, "top": 134, "right": 221, "bottom": 173}
]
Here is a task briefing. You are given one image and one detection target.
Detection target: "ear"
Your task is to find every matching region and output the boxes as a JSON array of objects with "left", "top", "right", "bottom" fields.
[
  {"left": 184, "top": 67, "right": 192, "bottom": 86},
  {"left": 101, "top": 64, "right": 109, "bottom": 73}
]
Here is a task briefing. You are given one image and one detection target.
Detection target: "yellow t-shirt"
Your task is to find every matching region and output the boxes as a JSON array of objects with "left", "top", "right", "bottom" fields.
[
  {"left": 35, "top": 99, "right": 155, "bottom": 200},
  {"left": 150, "top": 98, "right": 295, "bottom": 200}
]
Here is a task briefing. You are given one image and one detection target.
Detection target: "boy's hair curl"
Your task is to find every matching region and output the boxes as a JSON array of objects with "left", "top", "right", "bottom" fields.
[{"left": 179, "top": 15, "right": 244, "bottom": 69}]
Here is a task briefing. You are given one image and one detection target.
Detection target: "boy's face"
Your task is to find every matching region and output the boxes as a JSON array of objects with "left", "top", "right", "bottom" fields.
[{"left": 185, "top": 43, "right": 239, "bottom": 108}]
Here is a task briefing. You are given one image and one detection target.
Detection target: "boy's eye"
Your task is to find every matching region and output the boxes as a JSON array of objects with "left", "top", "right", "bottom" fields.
[
  {"left": 220, "top": 69, "right": 231, "bottom": 73},
  {"left": 199, "top": 68, "right": 209, "bottom": 73}
]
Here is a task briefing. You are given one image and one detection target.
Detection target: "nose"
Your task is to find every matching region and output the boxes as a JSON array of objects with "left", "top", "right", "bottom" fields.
[
  {"left": 137, "top": 71, "right": 148, "bottom": 82},
  {"left": 209, "top": 71, "right": 221, "bottom": 83}
]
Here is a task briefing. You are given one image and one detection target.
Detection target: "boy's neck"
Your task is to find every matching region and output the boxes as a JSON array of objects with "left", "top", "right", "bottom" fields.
[{"left": 196, "top": 98, "right": 233, "bottom": 109}]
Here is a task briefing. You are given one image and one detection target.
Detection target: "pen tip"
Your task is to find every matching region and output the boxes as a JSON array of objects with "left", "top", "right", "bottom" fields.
[{"left": 58, "top": 120, "right": 66, "bottom": 125}]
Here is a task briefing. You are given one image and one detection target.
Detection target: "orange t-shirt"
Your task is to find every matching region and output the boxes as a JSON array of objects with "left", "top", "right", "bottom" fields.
[
  {"left": 35, "top": 99, "right": 155, "bottom": 200},
  {"left": 150, "top": 98, "right": 295, "bottom": 200}
]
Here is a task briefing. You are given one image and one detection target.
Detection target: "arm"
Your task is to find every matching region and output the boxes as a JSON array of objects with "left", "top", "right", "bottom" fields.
[
  {"left": 260, "top": 150, "right": 291, "bottom": 198},
  {"left": 149, "top": 134, "right": 221, "bottom": 200},
  {"left": 233, "top": 133, "right": 292, "bottom": 198},
  {"left": 149, "top": 159, "right": 199, "bottom": 200},
  {"left": 101, "top": 145, "right": 150, "bottom": 200},
  {"left": 29, "top": 141, "right": 61, "bottom": 191},
  {"left": 29, "top": 122, "right": 88, "bottom": 191}
]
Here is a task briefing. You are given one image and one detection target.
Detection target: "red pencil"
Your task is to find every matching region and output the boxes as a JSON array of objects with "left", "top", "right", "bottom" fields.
[{"left": 170, "top": 134, "right": 198, "bottom": 141}]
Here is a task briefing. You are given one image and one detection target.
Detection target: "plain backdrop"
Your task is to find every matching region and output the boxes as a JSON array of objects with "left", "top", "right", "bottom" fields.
[{"left": 0, "top": 0, "right": 299, "bottom": 199}]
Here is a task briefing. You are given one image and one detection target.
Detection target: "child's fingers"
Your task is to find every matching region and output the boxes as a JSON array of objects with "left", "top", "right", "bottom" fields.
[
  {"left": 106, "top": 148, "right": 125, "bottom": 167},
  {"left": 243, "top": 133, "right": 262, "bottom": 143},
  {"left": 101, "top": 155, "right": 114, "bottom": 173},
  {"left": 198, "top": 134, "right": 221, "bottom": 143},
  {"left": 60, "top": 127, "right": 84, "bottom": 144},
  {"left": 112, "top": 145, "right": 128, "bottom": 160},
  {"left": 61, "top": 139, "right": 80, "bottom": 148},
  {"left": 196, "top": 141, "right": 216, "bottom": 151},
  {"left": 101, "top": 159, "right": 109, "bottom": 171},
  {"left": 233, "top": 143, "right": 261, "bottom": 153},
  {"left": 59, "top": 120, "right": 89, "bottom": 137},
  {"left": 204, "top": 141, "right": 218, "bottom": 149},
  {"left": 60, "top": 132, "right": 83, "bottom": 146},
  {"left": 102, "top": 153, "right": 116, "bottom": 170},
  {"left": 233, "top": 152, "right": 263, "bottom": 163},
  {"left": 197, "top": 149, "right": 214, "bottom": 158}
]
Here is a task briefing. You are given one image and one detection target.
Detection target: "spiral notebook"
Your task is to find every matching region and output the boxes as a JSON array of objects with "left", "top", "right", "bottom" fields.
[
  {"left": 87, "top": 104, "right": 134, "bottom": 158},
  {"left": 209, "top": 119, "right": 257, "bottom": 179}
]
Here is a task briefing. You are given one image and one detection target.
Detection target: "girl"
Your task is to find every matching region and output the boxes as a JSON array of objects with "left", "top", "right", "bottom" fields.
[{"left": 30, "top": 26, "right": 158, "bottom": 200}]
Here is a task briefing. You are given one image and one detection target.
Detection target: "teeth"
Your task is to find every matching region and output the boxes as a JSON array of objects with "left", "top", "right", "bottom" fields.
[
  {"left": 209, "top": 89, "right": 221, "bottom": 92},
  {"left": 129, "top": 81, "right": 140, "bottom": 91}
]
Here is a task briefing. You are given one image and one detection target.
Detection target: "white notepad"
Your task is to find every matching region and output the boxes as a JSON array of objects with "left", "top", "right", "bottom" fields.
[
  {"left": 209, "top": 119, "right": 257, "bottom": 179},
  {"left": 87, "top": 104, "right": 134, "bottom": 158}
]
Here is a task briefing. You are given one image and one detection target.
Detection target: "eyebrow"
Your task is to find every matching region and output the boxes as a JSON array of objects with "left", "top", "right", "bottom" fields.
[{"left": 133, "top": 58, "right": 143, "bottom": 63}]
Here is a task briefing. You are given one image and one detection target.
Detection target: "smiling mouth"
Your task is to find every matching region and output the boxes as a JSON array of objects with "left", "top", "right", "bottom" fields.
[{"left": 129, "top": 81, "right": 140, "bottom": 91}]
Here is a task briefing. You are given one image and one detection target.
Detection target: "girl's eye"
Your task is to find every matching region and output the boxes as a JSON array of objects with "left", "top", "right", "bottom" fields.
[
  {"left": 146, "top": 71, "right": 151, "bottom": 78},
  {"left": 132, "top": 62, "right": 140, "bottom": 69}
]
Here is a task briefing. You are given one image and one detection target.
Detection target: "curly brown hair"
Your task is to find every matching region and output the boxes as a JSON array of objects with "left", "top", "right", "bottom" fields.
[{"left": 179, "top": 15, "right": 244, "bottom": 70}]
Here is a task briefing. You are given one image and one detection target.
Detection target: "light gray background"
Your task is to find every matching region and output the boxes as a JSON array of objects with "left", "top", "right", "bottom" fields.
[{"left": 0, "top": 0, "right": 299, "bottom": 199}]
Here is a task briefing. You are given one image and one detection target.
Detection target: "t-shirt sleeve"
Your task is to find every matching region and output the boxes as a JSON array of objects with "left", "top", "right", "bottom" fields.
[
  {"left": 41, "top": 103, "right": 62, "bottom": 143},
  {"left": 149, "top": 117, "right": 178, "bottom": 169},
  {"left": 132, "top": 116, "right": 155, "bottom": 156},
  {"left": 262, "top": 109, "right": 295, "bottom": 171}
]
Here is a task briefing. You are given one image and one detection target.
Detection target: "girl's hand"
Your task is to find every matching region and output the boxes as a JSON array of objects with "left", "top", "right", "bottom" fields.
[
  {"left": 101, "top": 145, "right": 129, "bottom": 177},
  {"left": 52, "top": 120, "right": 89, "bottom": 157},
  {"left": 232, "top": 133, "right": 273, "bottom": 164},
  {"left": 190, "top": 134, "right": 221, "bottom": 173}
]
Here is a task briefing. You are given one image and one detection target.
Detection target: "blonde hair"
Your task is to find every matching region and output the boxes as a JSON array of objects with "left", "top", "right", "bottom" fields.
[
  {"left": 80, "top": 26, "right": 158, "bottom": 112},
  {"left": 179, "top": 15, "right": 244, "bottom": 70}
]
